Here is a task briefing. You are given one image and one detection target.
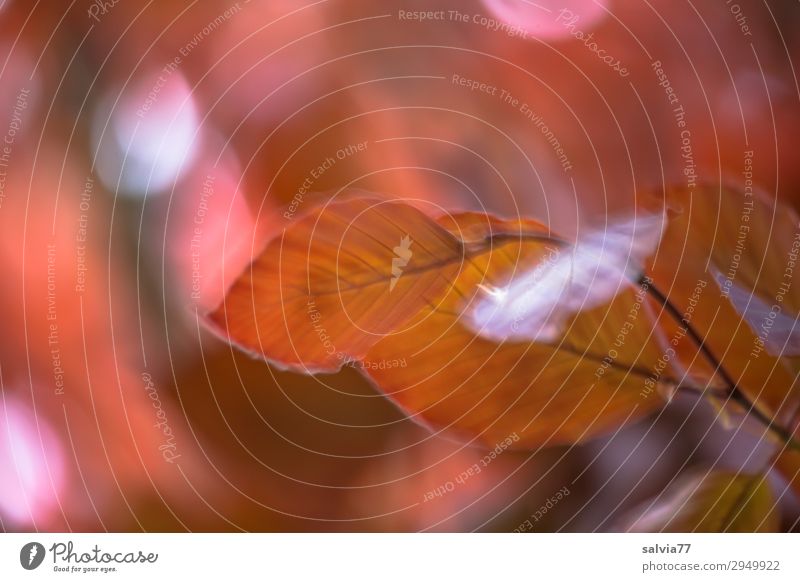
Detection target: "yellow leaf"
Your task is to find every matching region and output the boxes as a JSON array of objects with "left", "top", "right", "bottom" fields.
[{"left": 618, "top": 471, "right": 779, "bottom": 532}]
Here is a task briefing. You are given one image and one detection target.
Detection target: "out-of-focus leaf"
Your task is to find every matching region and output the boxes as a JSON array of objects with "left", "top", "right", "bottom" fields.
[
  {"left": 618, "top": 471, "right": 779, "bottom": 532},
  {"left": 646, "top": 185, "right": 800, "bottom": 428}
]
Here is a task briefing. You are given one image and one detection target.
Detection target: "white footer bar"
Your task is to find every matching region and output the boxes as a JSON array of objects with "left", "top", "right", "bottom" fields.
[{"left": 1, "top": 533, "right": 797, "bottom": 581}]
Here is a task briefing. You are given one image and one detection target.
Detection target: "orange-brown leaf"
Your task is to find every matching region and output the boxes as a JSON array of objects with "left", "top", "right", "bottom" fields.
[
  {"left": 646, "top": 184, "right": 800, "bottom": 428},
  {"left": 208, "top": 197, "right": 464, "bottom": 372},
  {"left": 364, "top": 213, "right": 673, "bottom": 447},
  {"left": 211, "top": 194, "right": 677, "bottom": 447}
]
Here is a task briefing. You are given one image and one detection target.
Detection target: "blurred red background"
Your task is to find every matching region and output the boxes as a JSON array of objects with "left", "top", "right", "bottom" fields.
[{"left": 1, "top": 0, "right": 799, "bottom": 531}]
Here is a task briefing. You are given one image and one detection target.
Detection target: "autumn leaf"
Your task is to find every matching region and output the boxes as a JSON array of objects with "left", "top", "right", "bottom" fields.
[
  {"left": 645, "top": 184, "right": 800, "bottom": 433},
  {"left": 616, "top": 471, "right": 779, "bottom": 532},
  {"left": 209, "top": 194, "right": 681, "bottom": 447},
  {"left": 210, "top": 185, "right": 800, "bottom": 451},
  {"left": 362, "top": 210, "right": 674, "bottom": 447},
  {"left": 208, "top": 196, "right": 465, "bottom": 372}
]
